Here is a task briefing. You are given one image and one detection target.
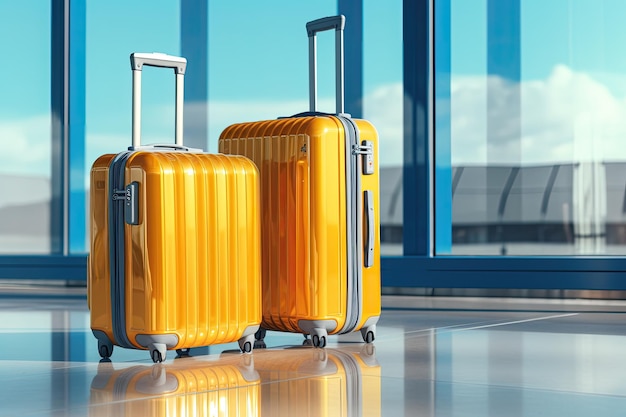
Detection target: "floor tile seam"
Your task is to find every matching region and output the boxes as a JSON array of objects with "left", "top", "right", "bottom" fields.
[
  {"left": 431, "top": 313, "right": 580, "bottom": 334},
  {"left": 397, "top": 313, "right": 564, "bottom": 337},
  {"left": 378, "top": 313, "right": 579, "bottom": 342}
]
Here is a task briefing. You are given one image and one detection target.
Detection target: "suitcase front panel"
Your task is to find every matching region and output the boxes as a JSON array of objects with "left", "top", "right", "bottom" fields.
[
  {"left": 89, "top": 151, "right": 261, "bottom": 351},
  {"left": 122, "top": 151, "right": 261, "bottom": 349},
  {"left": 220, "top": 117, "right": 349, "bottom": 333}
]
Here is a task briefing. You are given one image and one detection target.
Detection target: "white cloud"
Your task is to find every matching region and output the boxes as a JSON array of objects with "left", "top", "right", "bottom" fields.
[
  {"left": 363, "top": 83, "right": 403, "bottom": 167},
  {"left": 9, "top": 64, "right": 626, "bottom": 183},
  {"left": 451, "top": 64, "right": 626, "bottom": 165},
  {"left": 0, "top": 114, "right": 51, "bottom": 177}
]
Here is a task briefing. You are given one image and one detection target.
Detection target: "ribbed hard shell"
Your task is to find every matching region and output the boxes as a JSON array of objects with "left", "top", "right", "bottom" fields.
[
  {"left": 219, "top": 115, "right": 381, "bottom": 335},
  {"left": 89, "top": 151, "right": 261, "bottom": 350}
]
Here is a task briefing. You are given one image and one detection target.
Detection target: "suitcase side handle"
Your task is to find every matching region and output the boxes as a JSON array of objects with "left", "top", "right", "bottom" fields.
[
  {"left": 306, "top": 15, "right": 345, "bottom": 114},
  {"left": 129, "top": 52, "right": 187, "bottom": 150}
]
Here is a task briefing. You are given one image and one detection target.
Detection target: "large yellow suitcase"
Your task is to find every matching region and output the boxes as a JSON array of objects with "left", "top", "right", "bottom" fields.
[
  {"left": 88, "top": 53, "right": 261, "bottom": 362},
  {"left": 254, "top": 346, "right": 381, "bottom": 417},
  {"left": 89, "top": 355, "right": 260, "bottom": 416},
  {"left": 218, "top": 16, "right": 380, "bottom": 347}
]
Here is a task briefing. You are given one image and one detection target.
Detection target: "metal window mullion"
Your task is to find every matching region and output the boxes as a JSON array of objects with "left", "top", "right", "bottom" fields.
[
  {"left": 402, "top": 0, "right": 434, "bottom": 257},
  {"left": 51, "top": 0, "right": 70, "bottom": 255},
  {"left": 338, "top": 0, "right": 363, "bottom": 118},
  {"left": 181, "top": 0, "right": 208, "bottom": 151}
]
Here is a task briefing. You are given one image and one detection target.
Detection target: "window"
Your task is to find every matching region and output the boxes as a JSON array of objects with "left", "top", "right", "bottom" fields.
[
  {"left": 0, "top": 2, "right": 51, "bottom": 254},
  {"left": 436, "top": 0, "right": 626, "bottom": 256}
]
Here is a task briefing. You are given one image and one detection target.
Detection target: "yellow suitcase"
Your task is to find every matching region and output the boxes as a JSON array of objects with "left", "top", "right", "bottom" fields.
[
  {"left": 88, "top": 53, "right": 261, "bottom": 362},
  {"left": 254, "top": 346, "right": 381, "bottom": 417},
  {"left": 218, "top": 16, "right": 380, "bottom": 347},
  {"left": 89, "top": 355, "right": 260, "bottom": 417}
]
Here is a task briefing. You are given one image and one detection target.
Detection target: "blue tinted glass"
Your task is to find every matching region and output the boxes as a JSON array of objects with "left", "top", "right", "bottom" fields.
[
  {"left": 85, "top": 1, "right": 180, "bottom": 166},
  {"left": 207, "top": 0, "right": 336, "bottom": 152},
  {"left": 363, "top": 0, "right": 403, "bottom": 255},
  {"left": 437, "top": 0, "right": 626, "bottom": 256},
  {"left": 0, "top": 1, "right": 51, "bottom": 253}
]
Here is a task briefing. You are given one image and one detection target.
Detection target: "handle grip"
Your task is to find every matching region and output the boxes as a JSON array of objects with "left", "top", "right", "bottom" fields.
[
  {"left": 306, "top": 15, "right": 345, "bottom": 36},
  {"left": 306, "top": 15, "right": 345, "bottom": 114},
  {"left": 364, "top": 190, "right": 374, "bottom": 267},
  {"left": 131, "top": 144, "right": 201, "bottom": 152},
  {"left": 130, "top": 52, "right": 186, "bottom": 74},
  {"left": 129, "top": 52, "right": 187, "bottom": 149}
]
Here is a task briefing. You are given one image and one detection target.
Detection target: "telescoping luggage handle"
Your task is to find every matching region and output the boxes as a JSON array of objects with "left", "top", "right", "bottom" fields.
[
  {"left": 306, "top": 15, "right": 345, "bottom": 115},
  {"left": 129, "top": 52, "right": 188, "bottom": 150}
]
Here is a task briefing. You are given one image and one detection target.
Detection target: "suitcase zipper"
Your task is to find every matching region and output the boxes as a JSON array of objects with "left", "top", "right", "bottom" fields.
[
  {"left": 336, "top": 115, "right": 362, "bottom": 334},
  {"left": 108, "top": 151, "right": 135, "bottom": 349}
]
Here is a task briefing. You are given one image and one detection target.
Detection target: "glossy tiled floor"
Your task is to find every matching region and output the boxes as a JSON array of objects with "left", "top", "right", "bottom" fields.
[{"left": 2, "top": 289, "right": 626, "bottom": 416}]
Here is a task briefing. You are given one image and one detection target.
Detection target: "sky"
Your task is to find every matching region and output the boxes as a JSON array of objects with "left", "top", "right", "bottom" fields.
[
  {"left": 4, "top": 0, "right": 626, "bottom": 179},
  {"left": 1, "top": 0, "right": 404, "bottom": 181}
]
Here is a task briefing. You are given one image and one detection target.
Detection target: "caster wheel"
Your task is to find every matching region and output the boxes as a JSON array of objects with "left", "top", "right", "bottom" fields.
[
  {"left": 254, "top": 340, "right": 267, "bottom": 349},
  {"left": 150, "top": 343, "right": 167, "bottom": 363},
  {"left": 98, "top": 340, "right": 113, "bottom": 360},
  {"left": 238, "top": 334, "right": 255, "bottom": 354},
  {"left": 255, "top": 328, "right": 267, "bottom": 341},
  {"left": 312, "top": 335, "right": 327, "bottom": 348},
  {"left": 302, "top": 338, "right": 313, "bottom": 347},
  {"left": 176, "top": 348, "right": 191, "bottom": 358},
  {"left": 151, "top": 349, "right": 165, "bottom": 363},
  {"left": 360, "top": 326, "right": 376, "bottom": 344}
]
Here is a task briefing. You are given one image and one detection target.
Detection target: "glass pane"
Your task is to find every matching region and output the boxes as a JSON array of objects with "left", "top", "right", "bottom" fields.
[
  {"left": 0, "top": 2, "right": 51, "bottom": 253},
  {"left": 363, "top": 0, "right": 403, "bottom": 256},
  {"left": 438, "top": 0, "right": 626, "bottom": 255},
  {"left": 207, "top": 1, "right": 336, "bottom": 151},
  {"left": 85, "top": 2, "right": 180, "bottom": 180}
]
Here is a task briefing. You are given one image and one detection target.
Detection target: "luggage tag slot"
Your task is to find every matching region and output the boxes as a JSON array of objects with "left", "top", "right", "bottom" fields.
[{"left": 113, "top": 182, "right": 140, "bottom": 225}]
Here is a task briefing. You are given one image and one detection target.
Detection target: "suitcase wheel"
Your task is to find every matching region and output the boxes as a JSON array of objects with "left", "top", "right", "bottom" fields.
[
  {"left": 149, "top": 343, "right": 167, "bottom": 363},
  {"left": 312, "top": 334, "right": 327, "bottom": 348},
  {"left": 361, "top": 326, "right": 376, "bottom": 344},
  {"left": 176, "top": 348, "right": 191, "bottom": 358},
  {"left": 238, "top": 333, "right": 255, "bottom": 354},
  {"left": 98, "top": 339, "right": 114, "bottom": 360},
  {"left": 254, "top": 327, "right": 267, "bottom": 342},
  {"left": 311, "top": 328, "right": 328, "bottom": 348}
]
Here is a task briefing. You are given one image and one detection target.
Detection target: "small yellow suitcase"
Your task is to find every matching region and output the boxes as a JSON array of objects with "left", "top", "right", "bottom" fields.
[
  {"left": 218, "top": 16, "right": 380, "bottom": 347},
  {"left": 254, "top": 346, "right": 381, "bottom": 417},
  {"left": 89, "top": 355, "right": 260, "bottom": 417},
  {"left": 88, "top": 53, "right": 262, "bottom": 362}
]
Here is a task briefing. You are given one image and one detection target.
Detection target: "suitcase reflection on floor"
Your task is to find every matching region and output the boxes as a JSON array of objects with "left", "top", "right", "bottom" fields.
[
  {"left": 89, "top": 354, "right": 260, "bottom": 417},
  {"left": 253, "top": 346, "right": 381, "bottom": 417},
  {"left": 89, "top": 346, "right": 380, "bottom": 417}
]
